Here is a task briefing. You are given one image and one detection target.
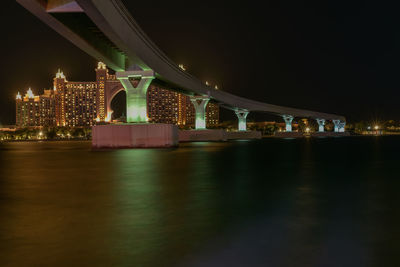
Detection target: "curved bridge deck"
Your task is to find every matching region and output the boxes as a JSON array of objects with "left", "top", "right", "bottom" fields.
[{"left": 16, "top": 0, "right": 345, "bottom": 122}]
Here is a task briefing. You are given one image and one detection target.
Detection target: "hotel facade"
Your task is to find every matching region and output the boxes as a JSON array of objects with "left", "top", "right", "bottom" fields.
[{"left": 16, "top": 62, "right": 219, "bottom": 128}]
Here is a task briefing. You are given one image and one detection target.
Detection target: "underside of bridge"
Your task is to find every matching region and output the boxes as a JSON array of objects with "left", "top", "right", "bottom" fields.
[{"left": 17, "top": 0, "right": 347, "bottom": 136}]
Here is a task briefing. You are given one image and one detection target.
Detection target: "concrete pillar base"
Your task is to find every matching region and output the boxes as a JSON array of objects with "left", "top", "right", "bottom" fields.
[{"left": 92, "top": 124, "right": 179, "bottom": 148}]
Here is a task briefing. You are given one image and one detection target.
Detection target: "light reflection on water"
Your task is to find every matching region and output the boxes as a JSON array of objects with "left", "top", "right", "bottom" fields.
[{"left": 0, "top": 138, "right": 400, "bottom": 266}]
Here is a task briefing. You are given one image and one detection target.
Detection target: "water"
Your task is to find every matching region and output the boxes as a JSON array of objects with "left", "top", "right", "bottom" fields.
[{"left": 0, "top": 137, "right": 399, "bottom": 267}]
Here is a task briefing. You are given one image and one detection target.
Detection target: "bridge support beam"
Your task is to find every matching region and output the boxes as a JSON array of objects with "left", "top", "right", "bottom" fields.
[
  {"left": 116, "top": 70, "right": 155, "bottom": 123},
  {"left": 339, "top": 121, "right": 346, "bottom": 133},
  {"left": 283, "top": 115, "right": 294, "bottom": 132},
  {"left": 190, "top": 96, "right": 210, "bottom": 130},
  {"left": 333, "top": 120, "right": 340, "bottom": 132},
  {"left": 333, "top": 120, "right": 342, "bottom": 133},
  {"left": 333, "top": 120, "right": 346, "bottom": 133},
  {"left": 235, "top": 109, "right": 249, "bottom": 131},
  {"left": 316, "top": 119, "right": 326, "bottom": 132}
]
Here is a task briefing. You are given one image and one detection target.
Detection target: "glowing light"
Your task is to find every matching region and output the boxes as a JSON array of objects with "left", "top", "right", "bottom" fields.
[
  {"left": 26, "top": 88, "right": 34, "bottom": 99},
  {"left": 127, "top": 100, "right": 149, "bottom": 123},
  {"left": 16, "top": 92, "right": 22, "bottom": 100},
  {"left": 235, "top": 110, "right": 249, "bottom": 131},
  {"left": 56, "top": 69, "right": 67, "bottom": 81},
  {"left": 105, "top": 111, "right": 113, "bottom": 123},
  {"left": 178, "top": 64, "right": 186, "bottom": 71},
  {"left": 122, "top": 76, "right": 153, "bottom": 123},
  {"left": 374, "top": 125, "right": 379, "bottom": 130},
  {"left": 96, "top": 117, "right": 101, "bottom": 122},
  {"left": 97, "top": 62, "right": 106, "bottom": 70},
  {"left": 306, "top": 127, "right": 310, "bottom": 133},
  {"left": 215, "top": 85, "right": 219, "bottom": 90},
  {"left": 205, "top": 81, "right": 210, "bottom": 86}
]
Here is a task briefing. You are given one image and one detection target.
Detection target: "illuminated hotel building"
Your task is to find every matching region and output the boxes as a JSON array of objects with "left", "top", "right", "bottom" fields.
[
  {"left": 53, "top": 62, "right": 112, "bottom": 127},
  {"left": 16, "top": 62, "right": 219, "bottom": 128},
  {"left": 148, "top": 85, "right": 219, "bottom": 127},
  {"left": 39, "top": 89, "right": 56, "bottom": 127},
  {"left": 16, "top": 89, "right": 40, "bottom": 127}
]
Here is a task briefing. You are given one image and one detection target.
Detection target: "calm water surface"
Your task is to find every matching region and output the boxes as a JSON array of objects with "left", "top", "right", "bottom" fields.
[{"left": 0, "top": 137, "right": 400, "bottom": 267}]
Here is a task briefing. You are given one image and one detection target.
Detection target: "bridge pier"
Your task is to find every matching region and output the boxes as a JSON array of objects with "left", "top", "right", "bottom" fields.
[
  {"left": 116, "top": 70, "right": 155, "bottom": 123},
  {"left": 339, "top": 121, "right": 346, "bottom": 133},
  {"left": 333, "top": 120, "right": 341, "bottom": 133},
  {"left": 316, "top": 119, "right": 326, "bottom": 132},
  {"left": 283, "top": 115, "right": 294, "bottom": 132},
  {"left": 92, "top": 70, "right": 179, "bottom": 148},
  {"left": 235, "top": 109, "right": 249, "bottom": 131},
  {"left": 190, "top": 96, "right": 210, "bottom": 130}
]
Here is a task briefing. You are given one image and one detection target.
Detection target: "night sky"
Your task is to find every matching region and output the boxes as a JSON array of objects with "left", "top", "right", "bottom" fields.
[{"left": 1, "top": 0, "right": 399, "bottom": 125}]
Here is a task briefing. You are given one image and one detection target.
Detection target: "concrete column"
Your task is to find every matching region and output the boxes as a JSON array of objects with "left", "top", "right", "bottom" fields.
[
  {"left": 117, "top": 70, "right": 155, "bottom": 123},
  {"left": 316, "top": 119, "right": 326, "bottom": 132},
  {"left": 339, "top": 121, "right": 346, "bottom": 133},
  {"left": 235, "top": 109, "right": 249, "bottom": 131},
  {"left": 190, "top": 96, "right": 210, "bottom": 130},
  {"left": 333, "top": 120, "right": 341, "bottom": 133},
  {"left": 282, "top": 115, "right": 294, "bottom": 132}
]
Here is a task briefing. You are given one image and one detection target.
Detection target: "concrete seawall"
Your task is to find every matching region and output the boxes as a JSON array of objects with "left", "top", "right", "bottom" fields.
[
  {"left": 275, "top": 132, "right": 350, "bottom": 138},
  {"left": 92, "top": 124, "right": 179, "bottom": 148},
  {"left": 179, "top": 130, "right": 262, "bottom": 142}
]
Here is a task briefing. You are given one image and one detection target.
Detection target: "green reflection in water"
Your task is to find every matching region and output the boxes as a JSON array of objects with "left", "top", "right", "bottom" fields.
[{"left": 108, "top": 144, "right": 232, "bottom": 266}]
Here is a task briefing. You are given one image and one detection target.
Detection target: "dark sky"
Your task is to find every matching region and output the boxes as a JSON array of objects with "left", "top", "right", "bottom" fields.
[{"left": 1, "top": 0, "right": 400, "bottom": 125}]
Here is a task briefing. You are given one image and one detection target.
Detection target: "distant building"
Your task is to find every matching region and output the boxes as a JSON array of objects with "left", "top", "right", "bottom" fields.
[
  {"left": 148, "top": 85, "right": 219, "bottom": 127},
  {"left": 206, "top": 102, "right": 219, "bottom": 127},
  {"left": 39, "top": 89, "right": 56, "bottom": 127},
  {"left": 0, "top": 126, "right": 16, "bottom": 132},
  {"left": 16, "top": 89, "right": 40, "bottom": 127},
  {"left": 53, "top": 66, "right": 101, "bottom": 127},
  {"left": 247, "top": 121, "right": 299, "bottom": 132},
  {"left": 16, "top": 62, "right": 219, "bottom": 128}
]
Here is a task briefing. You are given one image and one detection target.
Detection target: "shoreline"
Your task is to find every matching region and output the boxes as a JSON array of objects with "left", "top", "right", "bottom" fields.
[{"left": 2, "top": 133, "right": 400, "bottom": 144}]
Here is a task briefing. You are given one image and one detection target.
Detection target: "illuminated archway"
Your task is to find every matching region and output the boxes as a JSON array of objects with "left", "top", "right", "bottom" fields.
[
  {"left": 105, "top": 84, "right": 124, "bottom": 122},
  {"left": 110, "top": 90, "right": 127, "bottom": 122}
]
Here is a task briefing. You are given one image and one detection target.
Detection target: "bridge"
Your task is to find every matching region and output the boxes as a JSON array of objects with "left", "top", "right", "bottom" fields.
[{"left": 17, "top": 0, "right": 347, "bottom": 146}]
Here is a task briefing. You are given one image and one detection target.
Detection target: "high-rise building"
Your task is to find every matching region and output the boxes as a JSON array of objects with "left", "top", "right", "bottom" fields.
[
  {"left": 53, "top": 64, "right": 104, "bottom": 127},
  {"left": 16, "top": 89, "right": 41, "bottom": 127},
  {"left": 39, "top": 89, "right": 56, "bottom": 127},
  {"left": 147, "top": 86, "right": 219, "bottom": 128},
  {"left": 16, "top": 62, "right": 219, "bottom": 128},
  {"left": 206, "top": 103, "right": 219, "bottom": 127}
]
